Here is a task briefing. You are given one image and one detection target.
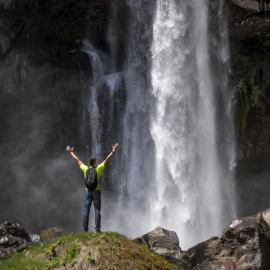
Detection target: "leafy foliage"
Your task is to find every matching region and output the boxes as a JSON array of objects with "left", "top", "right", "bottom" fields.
[{"left": 62, "top": 243, "right": 81, "bottom": 264}]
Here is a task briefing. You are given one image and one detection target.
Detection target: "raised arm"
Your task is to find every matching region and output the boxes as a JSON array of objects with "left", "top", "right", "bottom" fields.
[
  {"left": 103, "top": 143, "right": 119, "bottom": 167},
  {"left": 66, "top": 146, "right": 82, "bottom": 166}
]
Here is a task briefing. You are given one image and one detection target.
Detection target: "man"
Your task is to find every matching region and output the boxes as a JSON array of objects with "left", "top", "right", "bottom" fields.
[{"left": 66, "top": 143, "right": 119, "bottom": 233}]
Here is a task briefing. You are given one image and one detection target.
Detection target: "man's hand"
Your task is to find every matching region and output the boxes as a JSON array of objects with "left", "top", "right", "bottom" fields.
[
  {"left": 103, "top": 143, "right": 119, "bottom": 166},
  {"left": 66, "top": 146, "right": 82, "bottom": 166},
  {"left": 67, "top": 146, "right": 74, "bottom": 153},
  {"left": 112, "top": 143, "right": 119, "bottom": 152}
]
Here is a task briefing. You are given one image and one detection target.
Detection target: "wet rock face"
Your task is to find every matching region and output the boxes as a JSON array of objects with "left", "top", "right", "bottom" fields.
[
  {"left": 228, "top": 0, "right": 270, "bottom": 217},
  {"left": 0, "top": 0, "right": 129, "bottom": 234},
  {"left": 0, "top": 221, "right": 30, "bottom": 261},
  {"left": 231, "top": 0, "right": 270, "bottom": 12}
]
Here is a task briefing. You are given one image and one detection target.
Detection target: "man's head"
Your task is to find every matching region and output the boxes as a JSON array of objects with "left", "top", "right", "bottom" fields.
[{"left": 88, "top": 157, "right": 96, "bottom": 167}]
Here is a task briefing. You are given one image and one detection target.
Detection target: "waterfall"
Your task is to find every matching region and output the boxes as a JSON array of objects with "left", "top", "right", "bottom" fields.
[
  {"left": 149, "top": 0, "right": 236, "bottom": 247},
  {"left": 83, "top": 0, "right": 236, "bottom": 249},
  {"left": 81, "top": 40, "right": 125, "bottom": 164}
]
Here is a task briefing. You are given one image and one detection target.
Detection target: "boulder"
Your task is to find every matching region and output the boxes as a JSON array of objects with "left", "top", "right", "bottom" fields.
[
  {"left": 0, "top": 221, "right": 31, "bottom": 242},
  {"left": 134, "top": 227, "right": 182, "bottom": 258},
  {"left": 0, "top": 221, "right": 30, "bottom": 261},
  {"left": 196, "top": 209, "right": 270, "bottom": 270},
  {"left": 40, "top": 227, "right": 62, "bottom": 243},
  {"left": 186, "top": 236, "right": 219, "bottom": 267},
  {"left": 0, "top": 235, "right": 27, "bottom": 261},
  {"left": 133, "top": 227, "right": 191, "bottom": 268},
  {"left": 193, "top": 260, "right": 236, "bottom": 270},
  {"left": 231, "top": 0, "right": 261, "bottom": 12},
  {"left": 30, "top": 234, "right": 42, "bottom": 244}
]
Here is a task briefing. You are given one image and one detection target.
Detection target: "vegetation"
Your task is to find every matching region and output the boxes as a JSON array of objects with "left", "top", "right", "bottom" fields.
[
  {"left": 231, "top": 36, "right": 270, "bottom": 159},
  {"left": 0, "top": 232, "right": 179, "bottom": 270}
]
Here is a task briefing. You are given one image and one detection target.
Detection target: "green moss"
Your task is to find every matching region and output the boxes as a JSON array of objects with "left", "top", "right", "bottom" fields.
[
  {"left": 232, "top": 34, "right": 270, "bottom": 158},
  {"left": 0, "top": 254, "right": 45, "bottom": 270}
]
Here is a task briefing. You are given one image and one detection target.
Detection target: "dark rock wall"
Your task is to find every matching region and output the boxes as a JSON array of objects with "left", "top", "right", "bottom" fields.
[
  {"left": 228, "top": 1, "right": 270, "bottom": 218},
  {"left": 0, "top": 0, "right": 127, "bottom": 233},
  {"left": 0, "top": 0, "right": 269, "bottom": 234}
]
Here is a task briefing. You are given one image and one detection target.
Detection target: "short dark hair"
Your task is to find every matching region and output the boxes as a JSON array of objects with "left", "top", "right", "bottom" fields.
[{"left": 88, "top": 157, "right": 96, "bottom": 166}]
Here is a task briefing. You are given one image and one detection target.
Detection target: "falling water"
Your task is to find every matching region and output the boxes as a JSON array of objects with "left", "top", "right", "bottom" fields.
[
  {"left": 149, "top": 0, "right": 236, "bottom": 247},
  {"left": 83, "top": 0, "right": 236, "bottom": 249}
]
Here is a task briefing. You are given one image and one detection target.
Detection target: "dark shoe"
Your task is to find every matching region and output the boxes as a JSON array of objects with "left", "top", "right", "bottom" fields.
[
  {"left": 95, "top": 229, "right": 102, "bottom": 233},
  {"left": 83, "top": 230, "right": 88, "bottom": 233}
]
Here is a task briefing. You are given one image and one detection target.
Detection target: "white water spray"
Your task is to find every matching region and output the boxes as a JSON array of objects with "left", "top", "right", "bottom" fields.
[
  {"left": 83, "top": 0, "right": 236, "bottom": 249},
  {"left": 119, "top": 0, "right": 235, "bottom": 249},
  {"left": 150, "top": 0, "right": 233, "bottom": 247}
]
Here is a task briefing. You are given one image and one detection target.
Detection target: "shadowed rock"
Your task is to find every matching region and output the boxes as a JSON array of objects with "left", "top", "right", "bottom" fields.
[
  {"left": 194, "top": 260, "right": 236, "bottom": 270},
  {"left": 185, "top": 236, "right": 220, "bottom": 267}
]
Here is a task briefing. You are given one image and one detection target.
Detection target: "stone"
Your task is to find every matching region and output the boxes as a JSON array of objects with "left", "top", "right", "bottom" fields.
[
  {"left": 199, "top": 210, "right": 270, "bottom": 269},
  {"left": 75, "top": 39, "right": 81, "bottom": 45},
  {"left": 68, "top": 49, "right": 78, "bottom": 54},
  {"left": 186, "top": 236, "right": 220, "bottom": 267},
  {"left": 0, "top": 221, "right": 31, "bottom": 243},
  {"left": 0, "top": 222, "right": 30, "bottom": 261},
  {"left": 231, "top": 0, "right": 261, "bottom": 12},
  {"left": 134, "top": 226, "right": 182, "bottom": 259},
  {"left": 133, "top": 227, "right": 190, "bottom": 268},
  {"left": 30, "top": 234, "right": 42, "bottom": 244},
  {"left": 194, "top": 260, "right": 236, "bottom": 270},
  {"left": 40, "top": 227, "right": 62, "bottom": 243},
  {"left": 0, "top": 20, "right": 16, "bottom": 57}
]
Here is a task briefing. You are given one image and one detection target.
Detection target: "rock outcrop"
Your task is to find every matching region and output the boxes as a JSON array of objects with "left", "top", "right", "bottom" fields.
[
  {"left": 0, "top": 0, "right": 128, "bottom": 234},
  {"left": 0, "top": 221, "right": 31, "bottom": 261},
  {"left": 0, "top": 221, "right": 31, "bottom": 242},
  {"left": 193, "top": 208, "right": 270, "bottom": 269},
  {"left": 228, "top": 0, "right": 270, "bottom": 218},
  {"left": 40, "top": 227, "right": 62, "bottom": 243},
  {"left": 232, "top": 0, "right": 269, "bottom": 12},
  {"left": 185, "top": 237, "right": 220, "bottom": 268},
  {"left": 134, "top": 226, "right": 191, "bottom": 268}
]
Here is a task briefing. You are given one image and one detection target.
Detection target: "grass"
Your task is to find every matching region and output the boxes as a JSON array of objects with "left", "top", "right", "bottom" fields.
[{"left": 0, "top": 232, "right": 180, "bottom": 270}]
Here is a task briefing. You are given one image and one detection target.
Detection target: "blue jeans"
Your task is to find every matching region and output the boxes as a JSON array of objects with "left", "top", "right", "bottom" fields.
[{"left": 83, "top": 190, "right": 101, "bottom": 232}]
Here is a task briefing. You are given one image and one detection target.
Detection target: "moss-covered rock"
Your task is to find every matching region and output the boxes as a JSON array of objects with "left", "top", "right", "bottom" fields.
[
  {"left": 230, "top": 11, "right": 270, "bottom": 160},
  {"left": 0, "top": 232, "right": 180, "bottom": 270}
]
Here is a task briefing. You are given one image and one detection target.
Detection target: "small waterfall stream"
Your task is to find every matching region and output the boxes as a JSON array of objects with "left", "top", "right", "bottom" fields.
[{"left": 82, "top": 0, "right": 236, "bottom": 249}]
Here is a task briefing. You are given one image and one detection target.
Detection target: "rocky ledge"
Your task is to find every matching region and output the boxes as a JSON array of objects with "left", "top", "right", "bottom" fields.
[
  {"left": 134, "top": 207, "right": 270, "bottom": 270},
  {"left": 2, "top": 208, "right": 270, "bottom": 269}
]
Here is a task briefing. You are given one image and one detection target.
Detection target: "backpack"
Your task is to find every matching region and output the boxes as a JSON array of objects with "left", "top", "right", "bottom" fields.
[{"left": 85, "top": 167, "right": 98, "bottom": 191}]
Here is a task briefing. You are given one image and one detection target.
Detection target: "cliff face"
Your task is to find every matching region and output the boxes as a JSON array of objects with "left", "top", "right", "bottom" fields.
[
  {"left": 228, "top": 0, "right": 270, "bottom": 217},
  {"left": 0, "top": 0, "right": 269, "bottom": 232},
  {"left": 0, "top": 0, "right": 128, "bottom": 232}
]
